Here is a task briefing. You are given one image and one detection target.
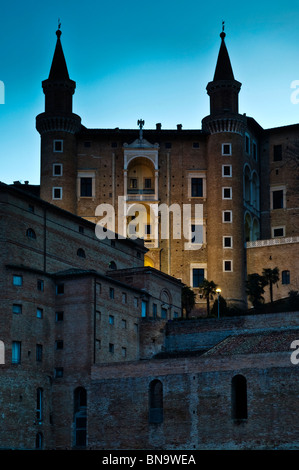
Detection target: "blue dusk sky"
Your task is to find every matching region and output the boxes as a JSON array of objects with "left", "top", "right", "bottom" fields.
[{"left": 1, "top": 0, "right": 299, "bottom": 185}]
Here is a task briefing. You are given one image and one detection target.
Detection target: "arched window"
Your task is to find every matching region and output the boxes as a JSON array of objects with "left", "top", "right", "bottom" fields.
[
  {"left": 74, "top": 387, "right": 87, "bottom": 447},
  {"left": 35, "top": 432, "right": 43, "bottom": 449},
  {"left": 149, "top": 379, "right": 163, "bottom": 424},
  {"left": 77, "top": 248, "right": 86, "bottom": 258},
  {"left": 109, "top": 261, "right": 117, "bottom": 270},
  {"left": 231, "top": 374, "right": 248, "bottom": 421},
  {"left": 244, "top": 212, "right": 252, "bottom": 242},
  {"left": 26, "top": 228, "right": 36, "bottom": 239}
]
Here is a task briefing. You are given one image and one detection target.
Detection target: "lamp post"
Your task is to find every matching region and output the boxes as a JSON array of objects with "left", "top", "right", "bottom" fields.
[{"left": 216, "top": 288, "right": 221, "bottom": 319}]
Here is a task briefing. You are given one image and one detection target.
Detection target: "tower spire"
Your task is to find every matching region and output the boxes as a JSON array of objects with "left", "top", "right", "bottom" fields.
[
  {"left": 48, "top": 24, "right": 70, "bottom": 81},
  {"left": 205, "top": 26, "right": 241, "bottom": 116}
]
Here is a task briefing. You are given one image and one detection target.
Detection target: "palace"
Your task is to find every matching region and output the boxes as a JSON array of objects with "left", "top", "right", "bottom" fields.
[
  {"left": 35, "top": 26, "right": 299, "bottom": 310},
  {"left": 0, "top": 26, "right": 298, "bottom": 450}
]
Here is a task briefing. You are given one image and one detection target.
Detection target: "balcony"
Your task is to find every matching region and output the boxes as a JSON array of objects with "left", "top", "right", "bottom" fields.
[{"left": 126, "top": 189, "right": 157, "bottom": 201}]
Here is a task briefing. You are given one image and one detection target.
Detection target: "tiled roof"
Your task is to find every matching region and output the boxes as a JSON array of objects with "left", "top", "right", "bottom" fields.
[{"left": 203, "top": 329, "right": 299, "bottom": 356}]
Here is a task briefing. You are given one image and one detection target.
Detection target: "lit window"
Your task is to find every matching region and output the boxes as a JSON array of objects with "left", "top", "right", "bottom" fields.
[
  {"left": 109, "top": 315, "right": 114, "bottom": 325},
  {"left": 141, "top": 300, "right": 147, "bottom": 317},
  {"left": 109, "top": 343, "right": 114, "bottom": 353},
  {"left": 109, "top": 288, "right": 114, "bottom": 299},
  {"left": 37, "top": 280, "right": 44, "bottom": 291},
  {"left": 36, "top": 388, "right": 43, "bottom": 422}
]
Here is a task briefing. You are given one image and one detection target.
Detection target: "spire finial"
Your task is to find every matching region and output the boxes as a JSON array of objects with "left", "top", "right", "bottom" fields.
[
  {"left": 220, "top": 21, "right": 226, "bottom": 40},
  {"left": 56, "top": 18, "right": 62, "bottom": 38}
]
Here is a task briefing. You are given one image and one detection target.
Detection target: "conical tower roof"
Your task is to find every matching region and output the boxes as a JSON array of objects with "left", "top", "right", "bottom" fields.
[
  {"left": 213, "top": 30, "right": 235, "bottom": 81},
  {"left": 48, "top": 28, "right": 70, "bottom": 80}
]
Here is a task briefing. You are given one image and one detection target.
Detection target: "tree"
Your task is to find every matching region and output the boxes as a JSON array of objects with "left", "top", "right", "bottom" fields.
[
  {"left": 246, "top": 273, "right": 267, "bottom": 309},
  {"left": 199, "top": 279, "right": 217, "bottom": 316},
  {"left": 182, "top": 285, "right": 196, "bottom": 318},
  {"left": 262, "top": 267, "right": 279, "bottom": 304}
]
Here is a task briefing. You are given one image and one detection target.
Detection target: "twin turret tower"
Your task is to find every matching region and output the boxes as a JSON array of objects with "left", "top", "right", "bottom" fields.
[{"left": 37, "top": 26, "right": 262, "bottom": 310}]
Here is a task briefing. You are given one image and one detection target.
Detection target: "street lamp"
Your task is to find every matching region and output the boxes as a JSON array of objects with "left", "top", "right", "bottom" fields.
[{"left": 216, "top": 288, "right": 221, "bottom": 319}]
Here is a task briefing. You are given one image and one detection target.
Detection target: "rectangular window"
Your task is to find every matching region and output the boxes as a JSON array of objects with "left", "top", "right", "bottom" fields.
[
  {"left": 36, "top": 388, "right": 43, "bottom": 422},
  {"left": 272, "top": 226, "right": 285, "bottom": 238},
  {"left": 52, "top": 187, "right": 62, "bottom": 200},
  {"left": 12, "top": 341, "right": 21, "bottom": 364},
  {"left": 55, "top": 311, "right": 64, "bottom": 322},
  {"left": 174, "top": 311, "right": 179, "bottom": 318},
  {"left": 37, "top": 280, "right": 44, "bottom": 292},
  {"left": 222, "top": 165, "right": 232, "bottom": 177},
  {"left": 161, "top": 308, "right": 167, "bottom": 319},
  {"left": 55, "top": 340, "right": 64, "bottom": 350},
  {"left": 13, "top": 275, "right": 22, "bottom": 286},
  {"left": 129, "top": 178, "right": 138, "bottom": 189},
  {"left": 53, "top": 140, "right": 63, "bottom": 152},
  {"left": 223, "top": 211, "right": 232, "bottom": 223},
  {"left": 282, "top": 270, "right": 290, "bottom": 285},
  {"left": 223, "top": 260, "right": 233, "bottom": 272},
  {"left": 109, "top": 287, "right": 114, "bottom": 299},
  {"left": 36, "top": 344, "right": 43, "bottom": 362},
  {"left": 141, "top": 300, "right": 147, "bottom": 318},
  {"left": 272, "top": 189, "right": 284, "bottom": 209},
  {"left": 109, "top": 315, "right": 114, "bottom": 325},
  {"left": 80, "top": 177, "right": 92, "bottom": 197},
  {"left": 12, "top": 304, "right": 22, "bottom": 314},
  {"left": 134, "top": 297, "right": 139, "bottom": 308},
  {"left": 245, "top": 134, "right": 250, "bottom": 154},
  {"left": 273, "top": 144, "right": 282, "bottom": 161},
  {"left": 191, "top": 178, "right": 203, "bottom": 197},
  {"left": 56, "top": 284, "right": 64, "bottom": 295},
  {"left": 144, "top": 224, "right": 151, "bottom": 235},
  {"left": 54, "top": 367, "right": 63, "bottom": 378},
  {"left": 121, "top": 319, "right": 127, "bottom": 329},
  {"left": 191, "top": 224, "right": 203, "bottom": 244},
  {"left": 144, "top": 178, "right": 152, "bottom": 189},
  {"left": 153, "top": 303, "right": 157, "bottom": 319},
  {"left": 223, "top": 187, "right": 232, "bottom": 199},
  {"left": 36, "top": 308, "right": 43, "bottom": 319},
  {"left": 96, "top": 339, "right": 101, "bottom": 350},
  {"left": 53, "top": 163, "right": 63, "bottom": 176},
  {"left": 122, "top": 292, "right": 127, "bottom": 304},
  {"left": 222, "top": 143, "right": 232, "bottom": 156},
  {"left": 223, "top": 236, "right": 233, "bottom": 248},
  {"left": 109, "top": 343, "right": 114, "bottom": 353},
  {"left": 122, "top": 347, "right": 127, "bottom": 358},
  {"left": 253, "top": 142, "right": 257, "bottom": 161},
  {"left": 192, "top": 268, "right": 204, "bottom": 288}
]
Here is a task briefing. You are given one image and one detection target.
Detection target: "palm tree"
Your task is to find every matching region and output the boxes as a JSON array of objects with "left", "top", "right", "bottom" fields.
[
  {"left": 246, "top": 273, "right": 267, "bottom": 308},
  {"left": 182, "top": 285, "right": 196, "bottom": 318},
  {"left": 262, "top": 267, "right": 279, "bottom": 304},
  {"left": 199, "top": 279, "right": 217, "bottom": 316}
]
